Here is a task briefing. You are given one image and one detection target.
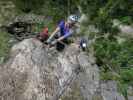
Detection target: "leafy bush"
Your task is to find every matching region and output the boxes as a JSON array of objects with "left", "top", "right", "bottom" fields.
[
  {"left": 120, "top": 69, "right": 133, "bottom": 85},
  {"left": 119, "top": 16, "right": 133, "bottom": 25},
  {"left": 11, "top": 0, "right": 78, "bottom": 22},
  {"left": 94, "top": 36, "right": 133, "bottom": 70},
  {"left": 33, "top": 19, "right": 56, "bottom": 34},
  {"left": 117, "top": 82, "right": 128, "bottom": 99},
  {"left": 79, "top": 0, "right": 133, "bottom": 33},
  {"left": 0, "top": 31, "right": 10, "bottom": 62},
  {"left": 12, "top": 0, "right": 45, "bottom": 13},
  {"left": 93, "top": 34, "right": 133, "bottom": 96}
]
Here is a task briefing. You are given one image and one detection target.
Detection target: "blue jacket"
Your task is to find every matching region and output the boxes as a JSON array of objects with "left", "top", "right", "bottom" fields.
[{"left": 58, "top": 20, "right": 73, "bottom": 39}]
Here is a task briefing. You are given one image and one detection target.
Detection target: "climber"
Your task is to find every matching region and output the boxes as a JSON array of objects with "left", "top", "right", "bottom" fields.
[
  {"left": 80, "top": 38, "right": 87, "bottom": 51},
  {"left": 46, "top": 15, "right": 79, "bottom": 50}
]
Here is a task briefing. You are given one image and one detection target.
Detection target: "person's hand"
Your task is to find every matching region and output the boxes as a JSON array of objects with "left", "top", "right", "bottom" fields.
[
  {"left": 51, "top": 40, "right": 57, "bottom": 45},
  {"left": 57, "top": 36, "right": 64, "bottom": 42}
]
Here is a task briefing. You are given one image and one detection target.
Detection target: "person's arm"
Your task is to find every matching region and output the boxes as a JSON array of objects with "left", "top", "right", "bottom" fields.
[
  {"left": 51, "top": 27, "right": 60, "bottom": 37},
  {"left": 47, "top": 27, "right": 60, "bottom": 43},
  {"left": 47, "top": 20, "right": 65, "bottom": 43},
  {"left": 57, "top": 36, "right": 65, "bottom": 41},
  {"left": 57, "top": 30, "right": 73, "bottom": 41}
]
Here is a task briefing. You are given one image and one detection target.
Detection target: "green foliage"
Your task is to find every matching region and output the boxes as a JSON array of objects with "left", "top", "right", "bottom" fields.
[
  {"left": 12, "top": 0, "right": 45, "bottom": 13},
  {"left": 11, "top": 0, "right": 78, "bottom": 22},
  {"left": 118, "top": 82, "right": 128, "bottom": 99},
  {"left": 100, "top": 70, "right": 120, "bottom": 81},
  {"left": 117, "top": 68, "right": 133, "bottom": 99},
  {"left": 93, "top": 34, "right": 133, "bottom": 96},
  {"left": 39, "top": 0, "right": 78, "bottom": 22},
  {"left": 117, "top": 70, "right": 132, "bottom": 99},
  {"left": 79, "top": 0, "right": 133, "bottom": 33},
  {"left": 9, "top": 0, "right": 133, "bottom": 32},
  {"left": 119, "top": 16, "right": 133, "bottom": 25},
  {"left": 94, "top": 36, "right": 133, "bottom": 71},
  {"left": 120, "top": 69, "right": 133, "bottom": 85},
  {"left": 100, "top": 71, "right": 114, "bottom": 80},
  {"left": 33, "top": 19, "right": 56, "bottom": 34},
  {"left": 0, "top": 31, "right": 10, "bottom": 62}
]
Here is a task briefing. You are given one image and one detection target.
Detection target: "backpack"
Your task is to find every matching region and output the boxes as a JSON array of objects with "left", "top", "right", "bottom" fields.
[
  {"left": 37, "top": 27, "right": 49, "bottom": 42},
  {"left": 40, "top": 27, "right": 49, "bottom": 39}
]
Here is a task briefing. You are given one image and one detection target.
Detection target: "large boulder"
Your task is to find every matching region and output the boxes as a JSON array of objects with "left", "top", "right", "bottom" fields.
[
  {"left": 0, "top": 38, "right": 96, "bottom": 100},
  {"left": 0, "top": 38, "right": 130, "bottom": 100}
]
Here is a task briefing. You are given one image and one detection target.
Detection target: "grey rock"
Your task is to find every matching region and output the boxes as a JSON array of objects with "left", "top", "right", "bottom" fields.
[
  {"left": 127, "top": 86, "right": 133, "bottom": 100},
  {"left": 100, "top": 81, "right": 125, "bottom": 100},
  {"left": 0, "top": 38, "right": 128, "bottom": 100},
  {"left": 0, "top": 39, "right": 83, "bottom": 100},
  {"left": 113, "top": 19, "right": 133, "bottom": 37},
  {"left": 13, "top": 14, "right": 46, "bottom": 24}
]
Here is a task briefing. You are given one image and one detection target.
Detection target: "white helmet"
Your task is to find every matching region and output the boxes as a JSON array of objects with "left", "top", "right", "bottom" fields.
[{"left": 68, "top": 15, "right": 79, "bottom": 23}]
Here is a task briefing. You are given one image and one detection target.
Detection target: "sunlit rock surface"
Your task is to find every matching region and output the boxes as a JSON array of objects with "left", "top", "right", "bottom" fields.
[{"left": 0, "top": 38, "right": 131, "bottom": 100}]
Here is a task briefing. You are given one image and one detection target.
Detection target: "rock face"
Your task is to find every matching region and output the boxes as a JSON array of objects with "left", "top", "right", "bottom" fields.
[
  {"left": 0, "top": 38, "right": 130, "bottom": 100},
  {"left": 13, "top": 14, "right": 47, "bottom": 24},
  {"left": 127, "top": 86, "right": 133, "bottom": 100},
  {"left": 113, "top": 20, "right": 133, "bottom": 37},
  {"left": 99, "top": 81, "right": 125, "bottom": 100}
]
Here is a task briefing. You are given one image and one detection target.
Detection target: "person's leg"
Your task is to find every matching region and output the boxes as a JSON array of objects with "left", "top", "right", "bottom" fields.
[
  {"left": 62, "top": 39, "right": 68, "bottom": 44},
  {"left": 54, "top": 31, "right": 61, "bottom": 39},
  {"left": 56, "top": 42, "right": 65, "bottom": 51}
]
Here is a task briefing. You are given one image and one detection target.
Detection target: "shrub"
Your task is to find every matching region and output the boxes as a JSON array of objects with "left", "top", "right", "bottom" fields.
[
  {"left": 0, "top": 31, "right": 10, "bottom": 63},
  {"left": 93, "top": 34, "right": 133, "bottom": 97},
  {"left": 94, "top": 36, "right": 133, "bottom": 71}
]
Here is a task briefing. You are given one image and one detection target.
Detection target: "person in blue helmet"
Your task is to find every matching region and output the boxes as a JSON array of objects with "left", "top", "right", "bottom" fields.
[{"left": 47, "top": 15, "right": 79, "bottom": 46}]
